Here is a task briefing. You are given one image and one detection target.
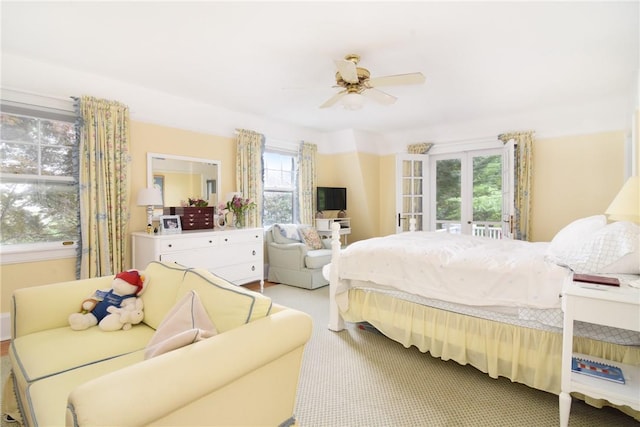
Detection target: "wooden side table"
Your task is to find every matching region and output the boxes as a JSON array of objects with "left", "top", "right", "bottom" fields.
[{"left": 559, "top": 278, "right": 640, "bottom": 426}]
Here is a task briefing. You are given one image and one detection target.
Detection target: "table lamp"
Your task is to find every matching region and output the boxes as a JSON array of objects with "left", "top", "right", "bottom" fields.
[
  {"left": 605, "top": 176, "right": 639, "bottom": 223},
  {"left": 137, "top": 187, "right": 163, "bottom": 230}
]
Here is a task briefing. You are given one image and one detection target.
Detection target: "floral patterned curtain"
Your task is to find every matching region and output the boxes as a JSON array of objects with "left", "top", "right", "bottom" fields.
[
  {"left": 498, "top": 131, "right": 534, "bottom": 241},
  {"left": 76, "top": 96, "right": 131, "bottom": 278},
  {"left": 235, "top": 129, "right": 265, "bottom": 228},
  {"left": 298, "top": 142, "right": 317, "bottom": 225}
]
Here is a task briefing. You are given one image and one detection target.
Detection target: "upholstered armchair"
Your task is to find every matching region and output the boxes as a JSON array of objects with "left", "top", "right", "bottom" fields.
[{"left": 266, "top": 224, "right": 332, "bottom": 289}]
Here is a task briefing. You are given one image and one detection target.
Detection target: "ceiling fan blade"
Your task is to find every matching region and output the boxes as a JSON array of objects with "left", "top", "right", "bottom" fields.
[
  {"left": 361, "top": 88, "right": 397, "bottom": 105},
  {"left": 368, "top": 72, "right": 425, "bottom": 87},
  {"left": 334, "top": 59, "right": 359, "bottom": 84},
  {"left": 319, "top": 90, "right": 347, "bottom": 109}
]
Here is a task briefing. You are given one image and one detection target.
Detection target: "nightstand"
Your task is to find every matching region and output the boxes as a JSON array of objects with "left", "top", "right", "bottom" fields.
[{"left": 559, "top": 278, "right": 640, "bottom": 426}]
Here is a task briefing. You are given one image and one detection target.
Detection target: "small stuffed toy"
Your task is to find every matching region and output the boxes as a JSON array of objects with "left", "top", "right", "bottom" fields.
[
  {"left": 106, "top": 299, "right": 145, "bottom": 331},
  {"left": 69, "top": 269, "right": 146, "bottom": 332}
]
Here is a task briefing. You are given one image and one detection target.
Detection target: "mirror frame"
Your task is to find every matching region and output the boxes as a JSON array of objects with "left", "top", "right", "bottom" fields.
[{"left": 147, "top": 152, "right": 222, "bottom": 212}]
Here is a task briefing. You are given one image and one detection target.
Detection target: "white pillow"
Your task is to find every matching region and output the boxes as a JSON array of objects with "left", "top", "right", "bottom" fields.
[
  {"left": 546, "top": 215, "right": 607, "bottom": 258},
  {"left": 550, "top": 221, "right": 639, "bottom": 274},
  {"left": 272, "top": 224, "right": 302, "bottom": 244},
  {"left": 144, "top": 290, "right": 217, "bottom": 359}
]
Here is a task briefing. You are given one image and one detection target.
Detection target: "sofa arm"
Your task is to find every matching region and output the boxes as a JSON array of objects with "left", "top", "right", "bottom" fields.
[
  {"left": 267, "top": 241, "right": 309, "bottom": 269},
  {"left": 12, "top": 276, "right": 115, "bottom": 338},
  {"left": 66, "top": 308, "right": 313, "bottom": 427}
]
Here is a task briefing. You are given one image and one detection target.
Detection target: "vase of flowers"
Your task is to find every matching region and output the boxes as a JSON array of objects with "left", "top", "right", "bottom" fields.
[{"left": 226, "top": 194, "right": 256, "bottom": 229}]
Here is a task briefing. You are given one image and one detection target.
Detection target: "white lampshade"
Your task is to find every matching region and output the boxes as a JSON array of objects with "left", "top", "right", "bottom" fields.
[
  {"left": 137, "top": 187, "right": 163, "bottom": 227},
  {"left": 137, "top": 187, "right": 163, "bottom": 206},
  {"left": 341, "top": 93, "right": 364, "bottom": 111},
  {"left": 605, "top": 176, "right": 639, "bottom": 223}
]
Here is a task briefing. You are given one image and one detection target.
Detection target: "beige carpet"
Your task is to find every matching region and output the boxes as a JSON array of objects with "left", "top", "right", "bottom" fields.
[
  {"left": 1, "top": 285, "right": 637, "bottom": 426},
  {"left": 263, "top": 284, "right": 638, "bottom": 427}
]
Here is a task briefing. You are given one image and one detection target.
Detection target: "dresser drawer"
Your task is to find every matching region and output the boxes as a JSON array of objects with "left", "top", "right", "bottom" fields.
[
  {"left": 218, "top": 230, "right": 262, "bottom": 245},
  {"left": 181, "top": 218, "right": 214, "bottom": 230},
  {"left": 214, "top": 262, "right": 262, "bottom": 285},
  {"left": 209, "top": 244, "right": 262, "bottom": 267},
  {"left": 159, "top": 236, "right": 216, "bottom": 252}
]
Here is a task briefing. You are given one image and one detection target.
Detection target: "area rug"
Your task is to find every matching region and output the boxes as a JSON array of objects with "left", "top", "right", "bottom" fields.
[{"left": 264, "top": 284, "right": 638, "bottom": 427}]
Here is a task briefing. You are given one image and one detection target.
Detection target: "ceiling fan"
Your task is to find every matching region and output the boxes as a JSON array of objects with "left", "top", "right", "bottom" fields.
[{"left": 320, "top": 54, "right": 425, "bottom": 110}]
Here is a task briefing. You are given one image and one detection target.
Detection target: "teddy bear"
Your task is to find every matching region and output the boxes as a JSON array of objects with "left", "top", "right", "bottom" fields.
[{"left": 68, "top": 269, "right": 146, "bottom": 332}]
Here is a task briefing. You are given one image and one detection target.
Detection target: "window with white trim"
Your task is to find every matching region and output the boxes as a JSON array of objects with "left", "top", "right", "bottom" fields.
[
  {"left": 0, "top": 103, "right": 79, "bottom": 263},
  {"left": 263, "top": 149, "right": 298, "bottom": 226}
]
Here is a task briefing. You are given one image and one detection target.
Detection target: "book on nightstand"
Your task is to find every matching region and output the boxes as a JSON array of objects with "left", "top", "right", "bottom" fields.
[
  {"left": 571, "top": 357, "right": 625, "bottom": 384},
  {"left": 572, "top": 273, "right": 620, "bottom": 287}
]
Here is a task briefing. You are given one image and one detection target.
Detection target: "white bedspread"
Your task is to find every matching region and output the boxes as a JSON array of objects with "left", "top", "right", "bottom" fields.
[{"left": 337, "top": 232, "right": 571, "bottom": 309}]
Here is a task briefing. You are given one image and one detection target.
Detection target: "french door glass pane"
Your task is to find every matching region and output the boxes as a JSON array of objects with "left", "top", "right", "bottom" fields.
[
  {"left": 400, "top": 159, "right": 425, "bottom": 231},
  {"left": 472, "top": 154, "right": 502, "bottom": 222},
  {"left": 435, "top": 158, "right": 461, "bottom": 224},
  {"left": 413, "top": 161, "right": 423, "bottom": 177}
]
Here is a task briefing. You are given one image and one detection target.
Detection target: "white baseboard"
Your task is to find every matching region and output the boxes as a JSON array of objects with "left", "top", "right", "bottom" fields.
[{"left": 1, "top": 313, "right": 11, "bottom": 341}]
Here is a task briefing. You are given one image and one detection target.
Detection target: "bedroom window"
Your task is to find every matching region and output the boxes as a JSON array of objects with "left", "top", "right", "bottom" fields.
[
  {"left": 0, "top": 104, "right": 79, "bottom": 263},
  {"left": 263, "top": 149, "right": 298, "bottom": 226}
]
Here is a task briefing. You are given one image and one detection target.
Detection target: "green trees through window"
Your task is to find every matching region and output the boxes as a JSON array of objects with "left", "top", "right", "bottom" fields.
[
  {"left": 0, "top": 110, "right": 78, "bottom": 245},
  {"left": 435, "top": 153, "right": 502, "bottom": 235}
]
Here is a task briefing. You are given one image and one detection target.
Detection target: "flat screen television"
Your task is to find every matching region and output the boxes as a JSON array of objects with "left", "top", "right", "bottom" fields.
[{"left": 317, "top": 187, "right": 347, "bottom": 211}]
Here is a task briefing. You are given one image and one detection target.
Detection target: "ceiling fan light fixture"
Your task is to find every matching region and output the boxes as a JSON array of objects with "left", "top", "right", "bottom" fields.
[{"left": 341, "top": 92, "right": 364, "bottom": 110}]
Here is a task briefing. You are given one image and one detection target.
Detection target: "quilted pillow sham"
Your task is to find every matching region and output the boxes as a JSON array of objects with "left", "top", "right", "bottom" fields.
[
  {"left": 549, "top": 221, "right": 639, "bottom": 274},
  {"left": 545, "top": 215, "right": 607, "bottom": 259}
]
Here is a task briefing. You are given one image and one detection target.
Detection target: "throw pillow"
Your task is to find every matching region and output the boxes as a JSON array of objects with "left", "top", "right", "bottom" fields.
[
  {"left": 554, "top": 221, "right": 639, "bottom": 274},
  {"left": 299, "top": 226, "right": 323, "bottom": 250},
  {"left": 546, "top": 215, "right": 606, "bottom": 259},
  {"left": 144, "top": 290, "right": 217, "bottom": 359},
  {"left": 272, "top": 224, "right": 303, "bottom": 244}
]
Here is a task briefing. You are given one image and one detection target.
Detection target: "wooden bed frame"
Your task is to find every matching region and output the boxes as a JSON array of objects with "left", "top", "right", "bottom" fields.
[{"left": 326, "top": 223, "right": 640, "bottom": 420}]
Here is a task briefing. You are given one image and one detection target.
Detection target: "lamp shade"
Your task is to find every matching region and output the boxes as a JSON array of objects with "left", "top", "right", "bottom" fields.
[
  {"left": 341, "top": 93, "right": 364, "bottom": 111},
  {"left": 137, "top": 187, "right": 163, "bottom": 206},
  {"left": 605, "top": 176, "right": 639, "bottom": 223}
]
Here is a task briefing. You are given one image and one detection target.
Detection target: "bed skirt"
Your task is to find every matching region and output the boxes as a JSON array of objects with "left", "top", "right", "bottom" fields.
[{"left": 340, "top": 288, "right": 640, "bottom": 420}]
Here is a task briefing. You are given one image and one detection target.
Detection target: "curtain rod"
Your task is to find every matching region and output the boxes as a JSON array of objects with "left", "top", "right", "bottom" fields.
[{"left": 1, "top": 87, "right": 73, "bottom": 102}]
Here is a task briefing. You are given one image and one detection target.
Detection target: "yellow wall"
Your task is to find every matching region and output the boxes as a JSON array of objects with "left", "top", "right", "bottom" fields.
[
  {"left": 378, "top": 154, "right": 397, "bottom": 236},
  {"left": 316, "top": 151, "right": 380, "bottom": 242},
  {"left": 530, "top": 131, "right": 625, "bottom": 241},
  {"left": 0, "top": 126, "right": 628, "bottom": 314}
]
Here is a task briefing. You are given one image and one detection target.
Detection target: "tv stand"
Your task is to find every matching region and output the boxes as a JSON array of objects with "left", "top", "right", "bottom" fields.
[{"left": 315, "top": 217, "right": 351, "bottom": 245}]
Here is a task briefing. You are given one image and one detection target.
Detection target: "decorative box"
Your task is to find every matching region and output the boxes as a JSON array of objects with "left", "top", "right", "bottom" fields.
[{"left": 163, "top": 207, "right": 214, "bottom": 230}]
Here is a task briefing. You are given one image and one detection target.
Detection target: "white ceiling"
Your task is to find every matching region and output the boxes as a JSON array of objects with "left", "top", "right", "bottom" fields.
[{"left": 1, "top": 1, "right": 639, "bottom": 146}]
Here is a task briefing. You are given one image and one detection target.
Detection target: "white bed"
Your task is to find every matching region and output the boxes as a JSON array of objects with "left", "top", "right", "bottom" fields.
[{"left": 327, "top": 216, "right": 640, "bottom": 419}]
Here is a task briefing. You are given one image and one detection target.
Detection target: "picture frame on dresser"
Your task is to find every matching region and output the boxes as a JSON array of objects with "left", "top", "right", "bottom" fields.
[{"left": 159, "top": 215, "right": 182, "bottom": 233}]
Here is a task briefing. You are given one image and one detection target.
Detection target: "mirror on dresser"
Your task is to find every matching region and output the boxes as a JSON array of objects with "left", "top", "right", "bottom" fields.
[{"left": 147, "top": 152, "right": 222, "bottom": 218}]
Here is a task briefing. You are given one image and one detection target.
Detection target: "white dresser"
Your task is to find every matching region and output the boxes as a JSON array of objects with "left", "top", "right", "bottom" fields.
[{"left": 132, "top": 228, "right": 264, "bottom": 292}]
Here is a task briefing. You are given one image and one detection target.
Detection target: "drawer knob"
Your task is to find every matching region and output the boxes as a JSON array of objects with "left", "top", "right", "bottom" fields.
[
  {"left": 168, "top": 244, "right": 172, "bottom": 248},
  {"left": 251, "top": 265, "right": 255, "bottom": 271},
  {"left": 252, "top": 250, "right": 256, "bottom": 256},
  {"left": 209, "top": 240, "right": 213, "bottom": 244},
  {"left": 225, "top": 238, "right": 228, "bottom": 242}
]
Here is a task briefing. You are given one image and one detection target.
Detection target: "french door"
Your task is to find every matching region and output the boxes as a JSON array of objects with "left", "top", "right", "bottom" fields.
[
  {"left": 395, "top": 155, "right": 429, "bottom": 232},
  {"left": 395, "top": 146, "right": 513, "bottom": 237},
  {"left": 429, "top": 149, "right": 507, "bottom": 238}
]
